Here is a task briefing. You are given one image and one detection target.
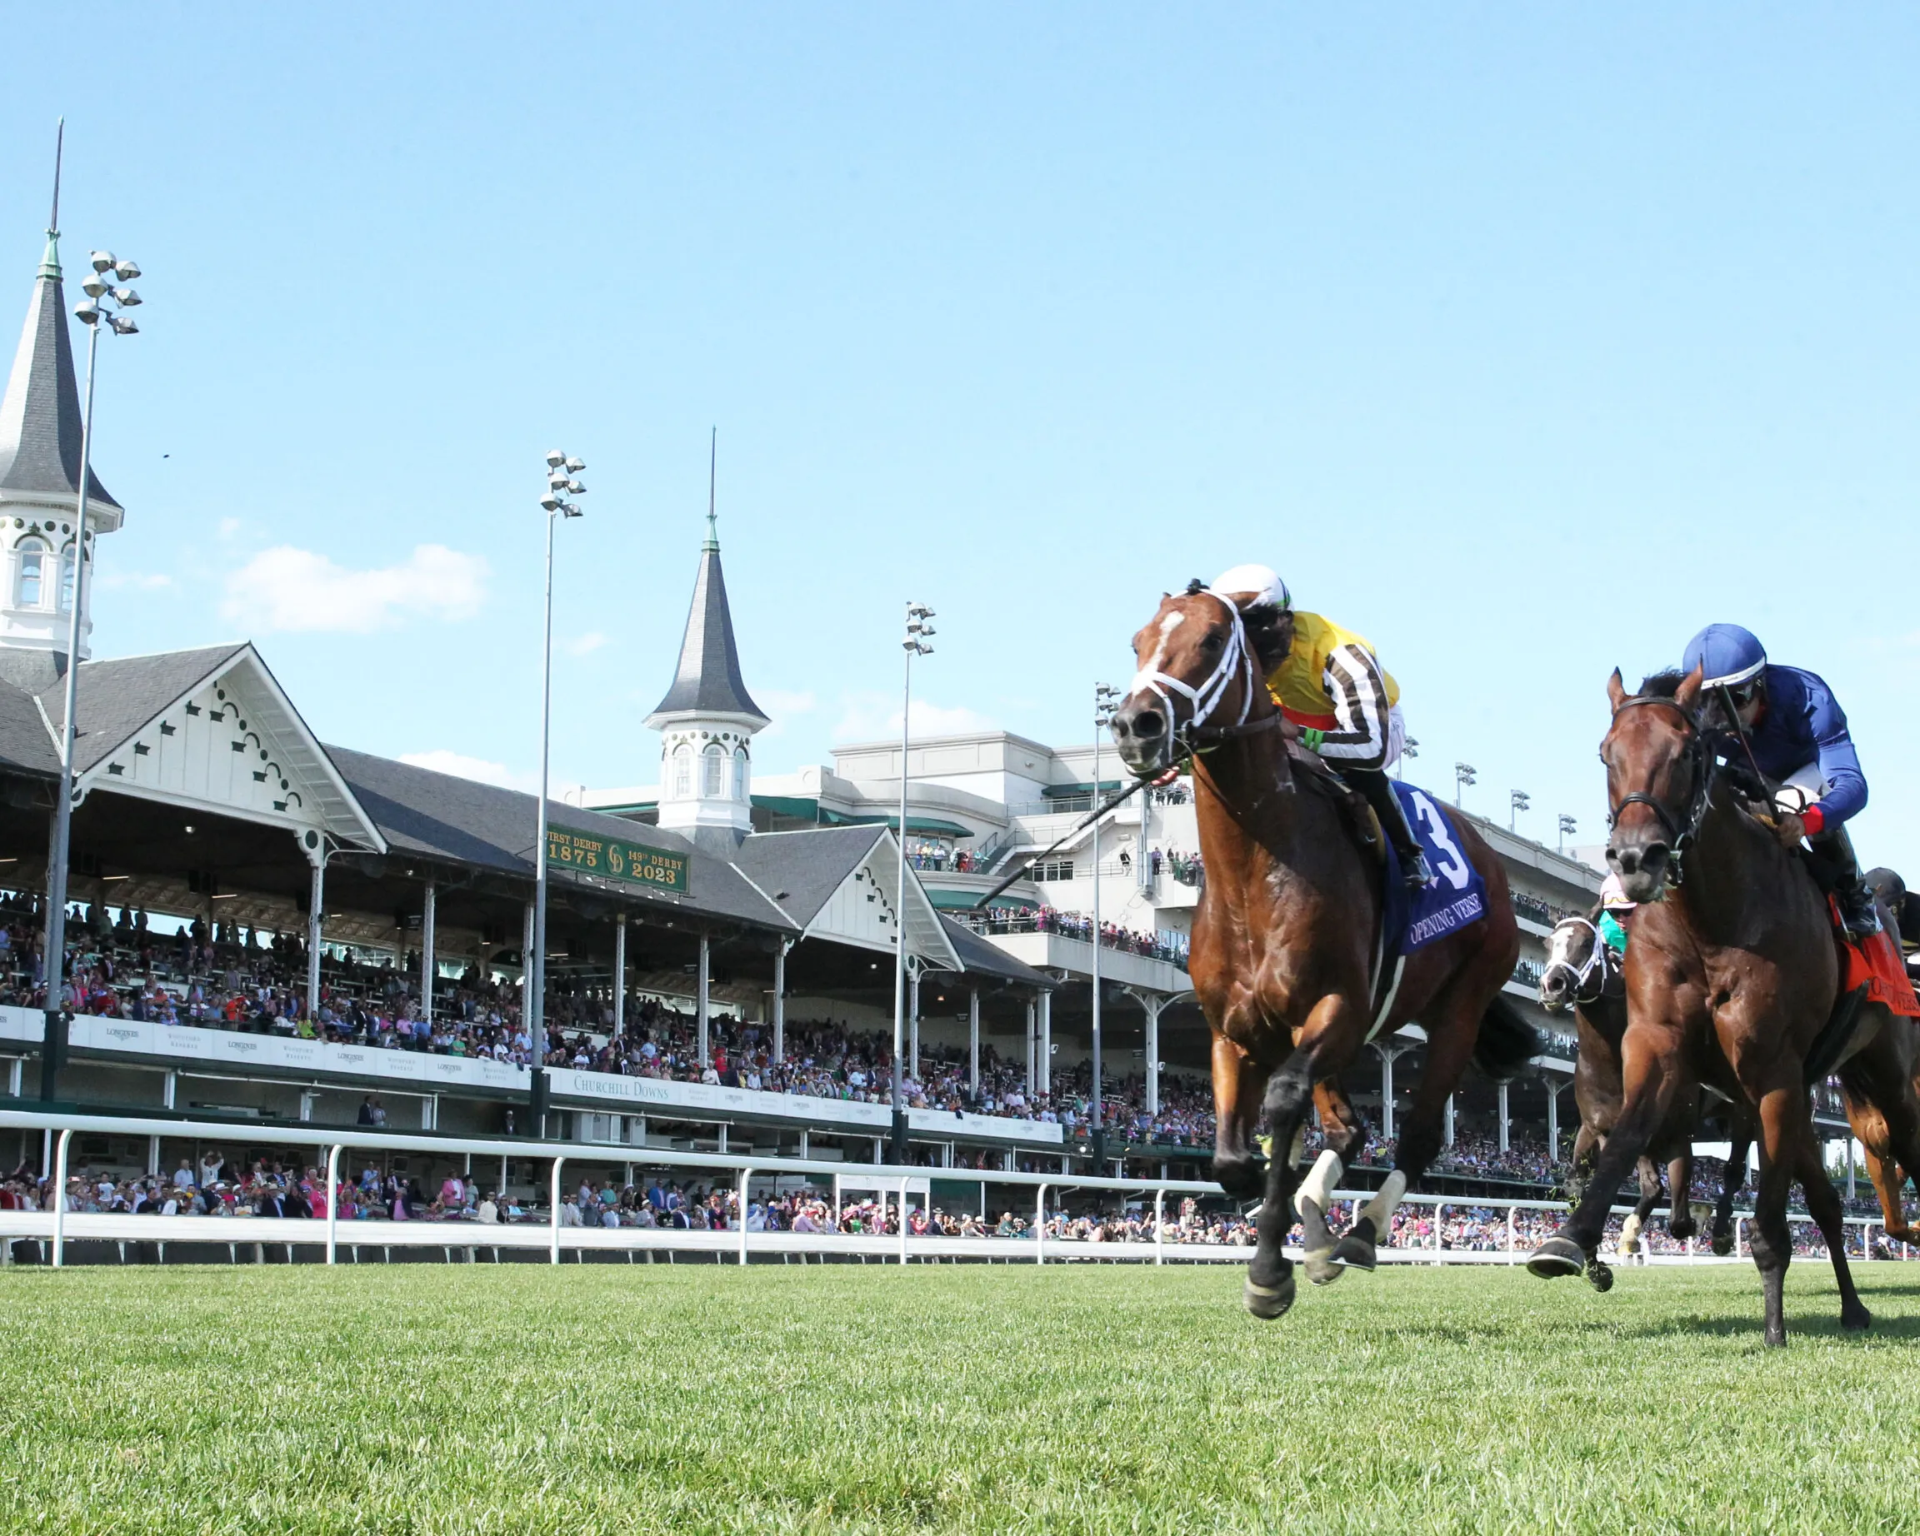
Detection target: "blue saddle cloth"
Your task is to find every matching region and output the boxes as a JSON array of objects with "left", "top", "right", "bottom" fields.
[{"left": 1380, "top": 780, "right": 1489, "bottom": 957}]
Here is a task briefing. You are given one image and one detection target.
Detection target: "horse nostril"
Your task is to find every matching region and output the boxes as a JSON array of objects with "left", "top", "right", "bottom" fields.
[
  {"left": 1615, "top": 848, "right": 1640, "bottom": 875},
  {"left": 1133, "top": 710, "right": 1165, "bottom": 740},
  {"left": 1643, "top": 843, "right": 1670, "bottom": 868}
]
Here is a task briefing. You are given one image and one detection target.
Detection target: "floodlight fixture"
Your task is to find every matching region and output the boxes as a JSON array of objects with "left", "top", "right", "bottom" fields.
[
  {"left": 112, "top": 287, "right": 140, "bottom": 307},
  {"left": 107, "top": 316, "right": 137, "bottom": 336},
  {"left": 545, "top": 449, "right": 566, "bottom": 468},
  {"left": 564, "top": 456, "right": 585, "bottom": 472},
  {"left": 112, "top": 260, "right": 140, "bottom": 281},
  {"left": 80, "top": 271, "right": 107, "bottom": 298},
  {"left": 89, "top": 250, "right": 114, "bottom": 273},
  {"left": 539, "top": 492, "right": 562, "bottom": 512},
  {"left": 73, "top": 300, "right": 99, "bottom": 325}
]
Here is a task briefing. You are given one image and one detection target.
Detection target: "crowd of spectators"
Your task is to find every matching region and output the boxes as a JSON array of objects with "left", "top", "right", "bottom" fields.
[{"left": 957, "top": 905, "right": 1190, "bottom": 966}]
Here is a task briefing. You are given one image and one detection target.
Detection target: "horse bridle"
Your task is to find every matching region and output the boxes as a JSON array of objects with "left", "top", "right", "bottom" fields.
[
  {"left": 1129, "top": 589, "right": 1283, "bottom": 756},
  {"left": 1544, "top": 916, "right": 1615, "bottom": 1006},
  {"left": 1605, "top": 695, "right": 1712, "bottom": 886}
]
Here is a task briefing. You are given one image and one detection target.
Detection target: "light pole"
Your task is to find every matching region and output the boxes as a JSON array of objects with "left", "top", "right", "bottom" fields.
[
  {"left": 1396, "top": 736, "right": 1419, "bottom": 781},
  {"left": 1509, "top": 789, "right": 1530, "bottom": 833},
  {"left": 1453, "top": 761, "right": 1477, "bottom": 809},
  {"left": 892, "top": 602, "right": 934, "bottom": 1162},
  {"left": 528, "top": 450, "right": 586, "bottom": 1134},
  {"left": 1558, "top": 814, "right": 1577, "bottom": 854},
  {"left": 40, "top": 245, "right": 141, "bottom": 1102},
  {"left": 1090, "top": 683, "right": 1119, "bottom": 1169}
]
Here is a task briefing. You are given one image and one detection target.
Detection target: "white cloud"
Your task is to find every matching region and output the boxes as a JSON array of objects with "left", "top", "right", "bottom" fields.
[
  {"left": 224, "top": 544, "right": 488, "bottom": 634},
  {"left": 564, "top": 631, "right": 609, "bottom": 657},
  {"left": 399, "top": 750, "right": 540, "bottom": 793},
  {"left": 98, "top": 571, "right": 173, "bottom": 591},
  {"left": 217, "top": 518, "right": 244, "bottom": 540},
  {"left": 831, "top": 692, "right": 994, "bottom": 742}
]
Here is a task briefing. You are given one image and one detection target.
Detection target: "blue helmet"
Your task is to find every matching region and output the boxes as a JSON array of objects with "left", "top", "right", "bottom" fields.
[{"left": 1682, "top": 623, "right": 1767, "bottom": 689}]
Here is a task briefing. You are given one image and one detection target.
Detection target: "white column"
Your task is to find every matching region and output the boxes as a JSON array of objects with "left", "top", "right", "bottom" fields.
[
  {"left": 697, "top": 934, "right": 711, "bottom": 1067},
  {"left": 1444, "top": 1093, "right": 1455, "bottom": 1148},
  {"left": 305, "top": 855, "right": 325, "bottom": 1019},
  {"left": 1143, "top": 995, "right": 1163, "bottom": 1115},
  {"left": 968, "top": 988, "right": 980, "bottom": 1096},
  {"left": 1379, "top": 1046, "right": 1397, "bottom": 1141},
  {"left": 419, "top": 879, "right": 436, "bottom": 1030},
  {"left": 1497, "top": 1082, "right": 1509, "bottom": 1153},
  {"left": 146, "top": 1135, "right": 159, "bottom": 1176},
  {"left": 1038, "top": 989, "right": 1052, "bottom": 1094},
  {"left": 162, "top": 1069, "right": 177, "bottom": 1110},
  {"left": 1024, "top": 998, "right": 1037, "bottom": 1092},
  {"left": 773, "top": 938, "right": 789, "bottom": 1061},
  {"left": 1547, "top": 1078, "right": 1559, "bottom": 1157},
  {"left": 613, "top": 914, "right": 627, "bottom": 1036},
  {"left": 908, "top": 969, "right": 921, "bottom": 1078}
]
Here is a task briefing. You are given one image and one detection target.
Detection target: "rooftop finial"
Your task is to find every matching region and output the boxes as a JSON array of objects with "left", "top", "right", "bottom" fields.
[
  {"left": 39, "top": 119, "right": 63, "bottom": 280},
  {"left": 703, "top": 425, "right": 719, "bottom": 551}
]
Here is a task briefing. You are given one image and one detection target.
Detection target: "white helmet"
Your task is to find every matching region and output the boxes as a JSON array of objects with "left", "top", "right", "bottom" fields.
[{"left": 1210, "top": 564, "right": 1290, "bottom": 612}]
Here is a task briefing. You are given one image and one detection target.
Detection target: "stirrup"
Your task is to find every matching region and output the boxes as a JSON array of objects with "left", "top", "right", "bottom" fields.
[{"left": 1398, "top": 849, "right": 1433, "bottom": 889}]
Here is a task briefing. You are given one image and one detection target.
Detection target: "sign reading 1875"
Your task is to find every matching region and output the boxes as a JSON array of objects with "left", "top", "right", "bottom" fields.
[{"left": 546, "top": 828, "right": 689, "bottom": 894}]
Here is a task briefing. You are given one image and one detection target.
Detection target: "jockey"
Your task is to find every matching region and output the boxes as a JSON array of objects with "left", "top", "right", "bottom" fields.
[
  {"left": 1211, "top": 564, "right": 1432, "bottom": 888},
  {"left": 1682, "top": 622, "right": 1879, "bottom": 936},
  {"left": 1596, "top": 872, "right": 1635, "bottom": 955}
]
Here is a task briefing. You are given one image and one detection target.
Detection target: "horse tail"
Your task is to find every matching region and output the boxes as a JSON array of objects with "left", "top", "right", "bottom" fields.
[{"left": 1473, "top": 994, "right": 1541, "bottom": 1083}]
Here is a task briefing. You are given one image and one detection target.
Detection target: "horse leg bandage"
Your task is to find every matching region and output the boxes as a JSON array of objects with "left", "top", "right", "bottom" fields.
[
  {"left": 1295, "top": 1150, "right": 1343, "bottom": 1218},
  {"left": 1361, "top": 1171, "right": 1408, "bottom": 1231}
]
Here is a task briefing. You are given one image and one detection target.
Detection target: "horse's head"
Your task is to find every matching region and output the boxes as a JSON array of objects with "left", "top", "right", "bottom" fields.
[
  {"left": 1109, "top": 580, "right": 1290, "bottom": 777},
  {"left": 1539, "top": 917, "right": 1606, "bottom": 1014},
  {"left": 1601, "top": 664, "right": 1706, "bottom": 903}
]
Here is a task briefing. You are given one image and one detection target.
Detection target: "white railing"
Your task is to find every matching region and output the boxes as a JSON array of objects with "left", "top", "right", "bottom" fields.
[{"left": 0, "top": 1108, "right": 1905, "bottom": 1271}]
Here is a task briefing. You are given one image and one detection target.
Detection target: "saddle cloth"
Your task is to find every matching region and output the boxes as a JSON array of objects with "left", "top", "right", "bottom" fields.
[
  {"left": 1835, "top": 918, "right": 1920, "bottom": 1019},
  {"left": 1381, "top": 781, "right": 1489, "bottom": 957}
]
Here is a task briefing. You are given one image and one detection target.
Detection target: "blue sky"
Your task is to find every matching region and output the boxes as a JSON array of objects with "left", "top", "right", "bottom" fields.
[{"left": 2, "top": 9, "right": 1916, "bottom": 865}]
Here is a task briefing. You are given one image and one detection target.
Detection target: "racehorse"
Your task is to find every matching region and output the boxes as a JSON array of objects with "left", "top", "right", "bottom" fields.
[
  {"left": 1539, "top": 917, "right": 1752, "bottom": 1271},
  {"left": 1110, "top": 582, "right": 1536, "bottom": 1318},
  {"left": 1526, "top": 666, "right": 1920, "bottom": 1344}
]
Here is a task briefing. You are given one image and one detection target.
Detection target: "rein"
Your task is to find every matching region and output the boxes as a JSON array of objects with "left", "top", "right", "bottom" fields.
[{"left": 1606, "top": 695, "right": 1712, "bottom": 886}]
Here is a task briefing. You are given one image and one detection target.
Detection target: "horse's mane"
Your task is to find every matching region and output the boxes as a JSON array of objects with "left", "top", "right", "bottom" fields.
[{"left": 1638, "top": 669, "right": 1685, "bottom": 698}]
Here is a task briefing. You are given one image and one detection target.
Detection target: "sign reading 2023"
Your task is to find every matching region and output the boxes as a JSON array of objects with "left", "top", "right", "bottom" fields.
[{"left": 546, "top": 828, "right": 689, "bottom": 894}]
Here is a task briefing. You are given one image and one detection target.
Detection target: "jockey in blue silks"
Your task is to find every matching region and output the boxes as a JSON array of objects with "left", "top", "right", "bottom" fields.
[{"left": 1682, "top": 622, "right": 1879, "bottom": 935}]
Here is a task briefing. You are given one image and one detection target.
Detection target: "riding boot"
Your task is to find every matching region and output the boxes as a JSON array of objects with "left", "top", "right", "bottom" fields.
[
  {"left": 1353, "top": 770, "right": 1433, "bottom": 889},
  {"left": 1806, "top": 827, "right": 1881, "bottom": 937}
]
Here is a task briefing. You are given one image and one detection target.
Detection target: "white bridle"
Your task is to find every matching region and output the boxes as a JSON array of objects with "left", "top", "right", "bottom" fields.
[
  {"left": 1127, "top": 589, "right": 1259, "bottom": 746},
  {"left": 1542, "top": 916, "right": 1612, "bottom": 1004}
]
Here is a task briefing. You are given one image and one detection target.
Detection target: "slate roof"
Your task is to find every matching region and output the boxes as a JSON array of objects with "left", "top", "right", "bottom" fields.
[
  {"left": 326, "top": 745, "right": 797, "bottom": 933},
  {"left": 935, "top": 914, "right": 1055, "bottom": 989},
  {"left": 644, "top": 543, "right": 768, "bottom": 725},
  {"left": 731, "top": 825, "right": 888, "bottom": 927},
  {"left": 0, "top": 677, "right": 56, "bottom": 777},
  {"left": 0, "top": 236, "right": 120, "bottom": 511}
]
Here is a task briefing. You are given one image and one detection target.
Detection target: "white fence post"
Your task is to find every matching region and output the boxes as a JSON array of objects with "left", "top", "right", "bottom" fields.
[
  {"left": 549, "top": 1156, "right": 565, "bottom": 1265},
  {"left": 1506, "top": 1207, "right": 1517, "bottom": 1263},
  {"left": 1036, "top": 1183, "right": 1048, "bottom": 1266},
  {"left": 1154, "top": 1189, "right": 1166, "bottom": 1266},
  {"left": 1433, "top": 1203, "right": 1445, "bottom": 1264},
  {"left": 1735, "top": 1217, "right": 1744, "bottom": 1260},
  {"left": 739, "top": 1167, "right": 753, "bottom": 1266},
  {"left": 900, "top": 1176, "right": 911, "bottom": 1265},
  {"left": 50, "top": 1127, "right": 72, "bottom": 1268},
  {"left": 325, "top": 1144, "right": 343, "bottom": 1266}
]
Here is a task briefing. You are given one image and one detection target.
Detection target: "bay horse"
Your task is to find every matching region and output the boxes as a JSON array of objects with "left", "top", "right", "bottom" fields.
[
  {"left": 1527, "top": 666, "right": 1920, "bottom": 1344},
  {"left": 1110, "top": 582, "right": 1535, "bottom": 1318},
  {"left": 1539, "top": 917, "right": 1752, "bottom": 1271}
]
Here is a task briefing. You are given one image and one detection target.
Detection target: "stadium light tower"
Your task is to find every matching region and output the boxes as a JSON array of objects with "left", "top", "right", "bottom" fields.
[
  {"left": 1090, "top": 683, "right": 1120, "bottom": 1169},
  {"left": 527, "top": 450, "right": 586, "bottom": 1133},
  {"left": 1510, "top": 789, "right": 1530, "bottom": 833},
  {"left": 1558, "top": 814, "right": 1577, "bottom": 854},
  {"left": 1397, "top": 736, "right": 1419, "bottom": 781},
  {"left": 892, "top": 602, "right": 934, "bottom": 1163},
  {"left": 41, "top": 244, "right": 143, "bottom": 1102},
  {"left": 1453, "top": 761, "right": 1477, "bottom": 809}
]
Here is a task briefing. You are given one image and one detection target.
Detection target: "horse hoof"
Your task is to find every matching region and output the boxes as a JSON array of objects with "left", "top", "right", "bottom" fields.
[
  {"left": 1711, "top": 1233, "right": 1734, "bottom": 1258},
  {"left": 1526, "top": 1237, "right": 1586, "bottom": 1280},
  {"left": 1669, "top": 1216, "right": 1697, "bottom": 1241},
  {"left": 1244, "top": 1274, "right": 1296, "bottom": 1320},
  {"left": 1329, "top": 1219, "right": 1378, "bottom": 1273},
  {"left": 1304, "top": 1247, "right": 1343, "bottom": 1286},
  {"left": 1586, "top": 1261, "right": 1614, "bottom": 1294},
  {"left": 1844, "top": 1305, "right": 1873, "bottom": 1333}
]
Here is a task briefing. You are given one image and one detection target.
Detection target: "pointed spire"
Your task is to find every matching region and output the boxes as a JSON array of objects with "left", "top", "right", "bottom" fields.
[
  {"left": 703, "top": 425, "right": 719, "bottom": 552},
  {"left": 0, "top": 122, "right": 120, "bottom": 517},
  {"left": 644, "top": 465, "right": 767, "bottom": 730}
]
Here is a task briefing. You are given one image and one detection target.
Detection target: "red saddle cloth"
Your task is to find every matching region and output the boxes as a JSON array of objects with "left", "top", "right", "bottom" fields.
[{"left": 1834, "top": 913, "right": 1920, "bottom": 1019}]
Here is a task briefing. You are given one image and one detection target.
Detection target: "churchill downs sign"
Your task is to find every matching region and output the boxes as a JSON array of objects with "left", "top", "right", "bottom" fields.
[{"left": 546, "top": 828, "right": 689, "bottom": 894}]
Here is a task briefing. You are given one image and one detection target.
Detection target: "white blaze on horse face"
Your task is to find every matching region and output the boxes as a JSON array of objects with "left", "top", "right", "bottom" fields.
[
  {"left": 1128, "top": 609, "right": 1186, "bottom": 697},
  {"left": 1544, "top": 921, "right": 1588, "bottom": 975}
]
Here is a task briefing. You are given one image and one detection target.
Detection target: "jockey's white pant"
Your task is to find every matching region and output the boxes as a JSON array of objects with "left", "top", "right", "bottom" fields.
[{"left": 1775, "top": 761, "right": 1826, "bottom": 818}]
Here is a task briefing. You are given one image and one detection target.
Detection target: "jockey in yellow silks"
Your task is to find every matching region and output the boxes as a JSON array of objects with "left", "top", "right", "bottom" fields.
[{"left": 1212, "top": 564, "right": 1431, "bottom": 889}]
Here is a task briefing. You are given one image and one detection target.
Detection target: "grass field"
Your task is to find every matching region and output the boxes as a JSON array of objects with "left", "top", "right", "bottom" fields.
[{"left": 6, "top": 1260, "right": 1920, "bottom": 1534}]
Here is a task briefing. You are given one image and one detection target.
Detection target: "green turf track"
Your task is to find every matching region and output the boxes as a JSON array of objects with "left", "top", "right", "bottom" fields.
[{"left": 6, "top": 1261, "right": 1920, "bottom": 1534}]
